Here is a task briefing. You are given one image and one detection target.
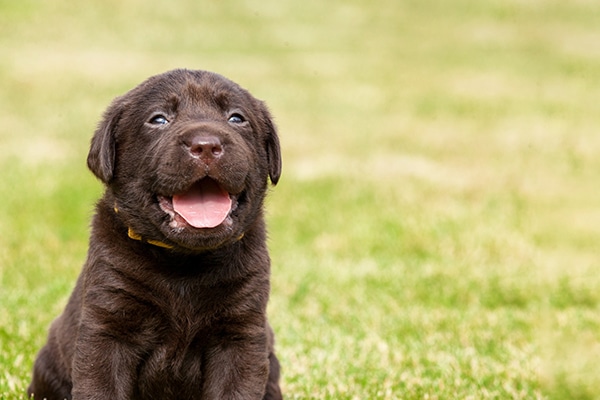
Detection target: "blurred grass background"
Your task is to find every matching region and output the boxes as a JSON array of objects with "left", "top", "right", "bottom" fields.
[{"left": 1, "top": 0, "right": 599, "bottom": 399}]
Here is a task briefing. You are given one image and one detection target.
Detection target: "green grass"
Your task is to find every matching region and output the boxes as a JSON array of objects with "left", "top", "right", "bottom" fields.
[{"left": 2, "top": 0, "right": 600, "bottom": 398}]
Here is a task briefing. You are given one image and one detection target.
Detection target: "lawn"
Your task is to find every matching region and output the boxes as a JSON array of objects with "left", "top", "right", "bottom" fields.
[{"left": 1, "top": 0, "right": 600, "bottom": 399}]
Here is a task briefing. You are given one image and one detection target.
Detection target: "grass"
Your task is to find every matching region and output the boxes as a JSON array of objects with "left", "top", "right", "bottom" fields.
[{"left": 1, "top": 0, "right": 600, "bottom": 398}]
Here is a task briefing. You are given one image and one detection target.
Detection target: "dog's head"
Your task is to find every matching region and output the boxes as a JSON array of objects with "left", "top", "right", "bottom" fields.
[{"left": 87, "top": 69, "right": 281, "bottom": 252}]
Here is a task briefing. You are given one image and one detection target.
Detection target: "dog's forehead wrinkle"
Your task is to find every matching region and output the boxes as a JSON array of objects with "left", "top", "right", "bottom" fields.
[
  {"left": 179, "top": 78, "right": 252, "bottom": 111},
  {"left": 166, "top": 94, "right": 180, "bottom": 112}
]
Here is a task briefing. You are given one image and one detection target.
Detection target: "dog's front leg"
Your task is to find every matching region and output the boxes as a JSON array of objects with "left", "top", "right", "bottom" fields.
[
  {"left": 201, "top": 333, "right": 271, "bottom": 400},
  {"left": 70, "top": 328, "right": 138, "bottom": 400}
]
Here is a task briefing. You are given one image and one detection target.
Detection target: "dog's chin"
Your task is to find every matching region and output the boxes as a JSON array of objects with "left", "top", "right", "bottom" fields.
[{"left": 155, "top": 194, "right": 243, "bottom": 252}]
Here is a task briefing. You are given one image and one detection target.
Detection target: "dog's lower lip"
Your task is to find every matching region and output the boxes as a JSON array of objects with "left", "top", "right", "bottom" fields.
[{"left": 158, "top": 195, "right": 175, "bottom": 216}]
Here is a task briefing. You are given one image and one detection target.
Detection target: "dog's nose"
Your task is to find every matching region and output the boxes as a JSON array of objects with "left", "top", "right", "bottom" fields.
[{"left": 186, "top": 135, "right": 223, "bottom": 162}]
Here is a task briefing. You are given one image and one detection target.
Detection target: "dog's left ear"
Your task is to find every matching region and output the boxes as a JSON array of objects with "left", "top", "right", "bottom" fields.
[
  {"left": 262, "top": 108, "right": 282, "bottom": 185},
  {"left": 87, "top": 97, "right": 126, "bottom": 184}
]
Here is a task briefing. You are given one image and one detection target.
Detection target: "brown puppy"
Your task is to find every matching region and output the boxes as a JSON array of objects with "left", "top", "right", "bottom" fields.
[{"left": 28, "top": 69, "right": 282, "bottom": 400}]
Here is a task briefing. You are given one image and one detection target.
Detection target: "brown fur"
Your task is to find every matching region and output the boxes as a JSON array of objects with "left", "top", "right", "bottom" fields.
[{"left": 28, "top": 69, "right": 282, "bottom": 400}]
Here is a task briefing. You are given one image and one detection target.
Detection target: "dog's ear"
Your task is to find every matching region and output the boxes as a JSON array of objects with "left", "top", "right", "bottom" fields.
[
  {"left": 87, "top": 97, "right": 125, "bottom": 183},
  {"left": 262, "top": 108, "right": 282, "bottom": 185}
]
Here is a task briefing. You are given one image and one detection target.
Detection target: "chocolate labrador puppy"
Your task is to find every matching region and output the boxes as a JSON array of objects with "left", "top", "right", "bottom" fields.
[{"left": 28, "top": 69, "right": 282, "bottom": 400}]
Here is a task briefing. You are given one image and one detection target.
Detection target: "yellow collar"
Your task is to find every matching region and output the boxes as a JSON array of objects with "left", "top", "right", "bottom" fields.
[{"left": 127, "top": 227, "right": 175, "bottom": 249}]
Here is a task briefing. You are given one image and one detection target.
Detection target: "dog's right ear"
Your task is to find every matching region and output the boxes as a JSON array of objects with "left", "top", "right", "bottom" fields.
[{"left": 87, "top": 97, "right": 125, "bottom": 184}]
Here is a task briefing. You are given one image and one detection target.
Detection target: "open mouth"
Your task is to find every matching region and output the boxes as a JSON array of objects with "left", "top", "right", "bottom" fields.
[{"left": 158, "top": 178, "right": 235, "bottom": 229}]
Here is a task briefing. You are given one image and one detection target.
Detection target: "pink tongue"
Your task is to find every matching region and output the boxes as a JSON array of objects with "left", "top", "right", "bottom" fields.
[{"left": 172, "top": 179, "right": 232, "bottom": 228}]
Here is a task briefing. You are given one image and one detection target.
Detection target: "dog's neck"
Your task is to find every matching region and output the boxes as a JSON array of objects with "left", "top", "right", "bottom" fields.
[{"left": 113, "top": 202, "right": 243, "bottom": 250}]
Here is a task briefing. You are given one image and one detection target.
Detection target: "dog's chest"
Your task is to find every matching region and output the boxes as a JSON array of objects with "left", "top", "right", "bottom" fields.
[{"left": 135, "top": 326, "right": 209, "bottom": 397}]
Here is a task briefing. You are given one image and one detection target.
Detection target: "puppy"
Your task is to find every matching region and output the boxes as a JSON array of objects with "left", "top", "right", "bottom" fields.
[{"left": 28, "top": 69, "right": 282, "bottom": 400}]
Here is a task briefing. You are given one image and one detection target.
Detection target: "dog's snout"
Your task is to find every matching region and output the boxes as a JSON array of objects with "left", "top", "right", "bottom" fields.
[{"left": 185, "top": 135, "right": 223, "bottom": 161}]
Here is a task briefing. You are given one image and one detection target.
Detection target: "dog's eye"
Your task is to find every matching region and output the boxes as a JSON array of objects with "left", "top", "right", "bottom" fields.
[
  {"left": 149, "top": 114, "right": 169, "bottom": 125},
  {"left": 228, "top": 113, "right": 246, "bottom": 124}
]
